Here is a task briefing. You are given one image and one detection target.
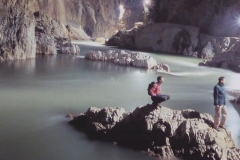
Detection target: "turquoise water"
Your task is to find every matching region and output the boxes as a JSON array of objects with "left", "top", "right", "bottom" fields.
[{"left": 0, "top": 41, "right": 239, "bottom": 160}]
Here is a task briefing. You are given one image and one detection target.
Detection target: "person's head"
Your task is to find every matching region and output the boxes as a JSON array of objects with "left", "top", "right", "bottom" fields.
[
  {"left": 157, "top": 76, "right": 164, "bottom": 83},
  {"left": 218, "top": 76, "right": 225, "bottom": 85}
]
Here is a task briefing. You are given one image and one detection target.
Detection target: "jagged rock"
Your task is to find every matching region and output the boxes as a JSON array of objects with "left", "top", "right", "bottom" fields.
[
  {"left": 34, "top": 11, "right": 81, "bottom": 55},
  {"left": 69, "top": 104, "right": 239, "bottom": 159},
  {"left": 61, "top": 43, "right": 80, "bottom": 55},
  {"left": 85, "top": 50, "right": 169, "bottom": 71},
  {"left": 199, "top": 35, "right": 240, "bottom": 72},
  {"left": 0, "top": 0, "right": 36, "bottom": 61},
  {"left": 201, "top": 42, "right": 215, "bottom": 60},
  {"left": 34, "top": 11, "right": 66, "bottom": 55}
]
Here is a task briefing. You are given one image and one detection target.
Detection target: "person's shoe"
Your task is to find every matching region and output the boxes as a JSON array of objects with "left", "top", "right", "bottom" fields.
[
  {"left": 219, "top": 125, "right": 226, "bottom": 130},
  {"left": 214, "top": 126, "right": 221, "bottom": 131}
]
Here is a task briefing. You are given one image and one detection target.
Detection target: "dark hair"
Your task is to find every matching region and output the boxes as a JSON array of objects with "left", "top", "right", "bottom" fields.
[
  {"left": 157, "top": 76, "right": 163, "bottom": 81},
  {"left": 218, "top": 76, "right": 225, "bottom": 82}
]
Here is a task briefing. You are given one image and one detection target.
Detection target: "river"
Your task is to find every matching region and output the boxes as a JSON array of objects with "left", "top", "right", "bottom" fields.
[{"left": 0, "top": 41, "right": 239, "bottom": 160}]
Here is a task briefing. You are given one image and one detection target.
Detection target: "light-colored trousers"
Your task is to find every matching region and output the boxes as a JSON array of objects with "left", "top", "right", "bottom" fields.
[{"left": 214, "top": 105, "right": 227, "bottom": 128}]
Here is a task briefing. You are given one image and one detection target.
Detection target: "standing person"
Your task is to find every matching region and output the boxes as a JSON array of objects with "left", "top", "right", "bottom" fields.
[
  {"left": 213, "top": 76, "right": 227, "bottom": 130},
  {"left": 148, "top": 76, "right": 170, "bottom": 105}
]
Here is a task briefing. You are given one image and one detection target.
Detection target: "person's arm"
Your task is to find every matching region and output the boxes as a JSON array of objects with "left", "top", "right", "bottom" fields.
[
  {"left": 149, "top": 84, "right": 157, "bottom": 96},
  {"left": 214, "top": 86, "right": 219, "bottom": 106},
  {"left": 223, "top": 87, "right": 226, "bottom": 105}
]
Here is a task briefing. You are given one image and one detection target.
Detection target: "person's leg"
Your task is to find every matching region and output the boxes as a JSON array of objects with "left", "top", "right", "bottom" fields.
[
  {"left": 156, "top": 94, "right": 170, "bottom": 103},
  {"left": 220, "top": 105, "right": 227, "bottom": 128},
  {"left": 151, "top": 96, "right": 158, "bottom": 105},
  {"left": 214, "top": 105, "right": 222, "bottom": 129}
]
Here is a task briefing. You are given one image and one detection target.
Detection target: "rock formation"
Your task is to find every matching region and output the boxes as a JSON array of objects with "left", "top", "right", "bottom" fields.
[
  {"left": 34, "top": 11, "right": 81, "bottom": 55},
  {"left": 32, "top": 0, "right": 146, "bottom": 40},
  {"left": 85, "top": 50, "right": 170, "bottom": 71},
  {"left": 68, "top": 104, "right": 240, "bottom": 159},
  {"left": 106, "top": 23, "right": 200, "bottom": 56},
  {"left": 199, "top": 36, "right": 240, "bottom": 73},
  {"left": 0, "top": 0, "right": 36, "bottom": 61}
]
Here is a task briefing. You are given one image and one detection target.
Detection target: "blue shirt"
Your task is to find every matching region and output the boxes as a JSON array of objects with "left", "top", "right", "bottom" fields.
[{"left": 213, "top": 83, "right": 226, "bottom": 105}]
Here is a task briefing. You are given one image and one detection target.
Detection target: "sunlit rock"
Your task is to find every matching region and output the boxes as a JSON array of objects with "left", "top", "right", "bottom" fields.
[
  {"left": 66, "top": 25, "right": 90, "bottom": 40},
  {"left": 85, "top": 50, "right": 169, "bottom": 71},
  {"left": 201, "top": 42, "right": 215, "bottom": 60},
  {"left": 69, "top": 104, "right": 239, "bottom": 159},
  {"left": 94, "top": 37, "right": 106, "bottom": 44}
]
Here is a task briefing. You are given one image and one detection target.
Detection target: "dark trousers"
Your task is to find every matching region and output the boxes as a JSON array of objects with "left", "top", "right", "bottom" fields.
[{"left": 151, "top": 94, "right": 170, "bottom": 104}]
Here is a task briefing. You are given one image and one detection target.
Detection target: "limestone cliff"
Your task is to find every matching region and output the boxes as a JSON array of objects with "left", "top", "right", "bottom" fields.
[
  {"left": 0, "top": 0, "right": 36, "bottom": 61},
  {"left": 32, "top": 0, "right": 146, "bottom": 39}
]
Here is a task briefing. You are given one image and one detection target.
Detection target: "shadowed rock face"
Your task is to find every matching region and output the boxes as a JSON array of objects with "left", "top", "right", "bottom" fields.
[
  {"left": 107, "top": 23, "right": 200, "bottom": 57},
  {"left": 199, "top": 36, "right": 240, "bottom": 73},
  {"left": 150, "top": 0, "right": 240, "bottom": 37},
  {"left": 69, "top": 104, "right": 240, "bottom": 159}
]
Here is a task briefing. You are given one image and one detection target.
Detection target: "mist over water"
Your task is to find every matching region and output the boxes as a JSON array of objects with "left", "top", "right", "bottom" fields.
[{"left": 0, "top": 41, "right": 239, "bottom": 160}]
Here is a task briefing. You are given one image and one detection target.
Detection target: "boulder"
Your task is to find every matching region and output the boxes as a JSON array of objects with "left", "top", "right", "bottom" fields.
[{"left": 69, "top": 104, "right": 239, "bottom": 159}]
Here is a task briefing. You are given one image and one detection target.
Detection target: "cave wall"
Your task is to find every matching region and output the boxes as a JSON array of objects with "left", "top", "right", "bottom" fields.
[
  {"left": 150, "top": 0, "right": 240, "bottom": 37},
  {"left": 33, "top": 0, "right": 146, "bottom": 39}
]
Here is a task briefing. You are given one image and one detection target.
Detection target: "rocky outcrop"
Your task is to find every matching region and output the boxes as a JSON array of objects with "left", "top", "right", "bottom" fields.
[
  {"left": 199, "top": 35, "right": 240, "bottom": 72},
  {"left": 107, "top": 23, "right": 200, "bottom": 56},
  {"left": 34, "top": 12, "right": 62, "bottom": 55},
  {"left": 69, "top": 104, "right": 240, "bottom": 159},
  {"left": 228, "top": 91, "right": 240, "bottom": 105},
  {"left": 0, "top": 0, "right": 36, "bottom": 61},
  {"left": 85, "top": 50, "right": 170, "bottom": 71},
  {"left": 34, "top": 11, "right": 83, "bottom": 55}
]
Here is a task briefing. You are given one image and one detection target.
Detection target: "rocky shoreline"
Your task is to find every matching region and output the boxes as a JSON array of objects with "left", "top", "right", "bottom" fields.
[{"left": 68, "top": 104, "right": 240, "bottom": 159}]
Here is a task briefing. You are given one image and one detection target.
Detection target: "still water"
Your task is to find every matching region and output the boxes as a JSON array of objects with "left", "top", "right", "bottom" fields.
[{"left": 0, "top": 41, "right": 239, "bottom": 160}]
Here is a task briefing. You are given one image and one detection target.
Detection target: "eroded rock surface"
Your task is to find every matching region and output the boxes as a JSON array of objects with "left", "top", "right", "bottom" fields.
[
  {"left": 69, "top": 104, "right": 240, "bottom": 159},
  {"left": 0, "top": 0, "right": 36, "bottom": 61},
  {"left": 85, "top": 50, "right": 170, "bottom": 71}
]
